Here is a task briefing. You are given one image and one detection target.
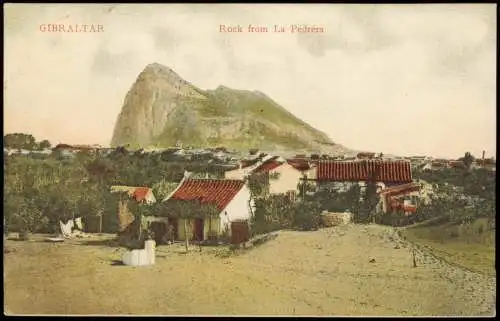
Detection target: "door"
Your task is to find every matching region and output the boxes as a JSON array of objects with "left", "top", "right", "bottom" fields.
[
  {"left": 231, "top": 221, "right": 250, "bottom": 245},
  {"left": 150, "top": 222, "right": 168, "bottom": 244},
  {"left": 167, "top": 218, "right": 179, "bottom": 241},
  {"left": 192, "top": 218, "right": 204, "bottom": 242}
]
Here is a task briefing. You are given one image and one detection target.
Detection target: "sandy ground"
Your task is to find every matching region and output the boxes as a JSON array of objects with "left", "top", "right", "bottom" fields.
[{"left": 3, "top": 224, "right": 496, "bottom": 316}]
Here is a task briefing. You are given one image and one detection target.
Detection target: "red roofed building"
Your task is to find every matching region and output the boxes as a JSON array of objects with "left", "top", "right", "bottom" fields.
[
  {"left": 253, "top": 159, "right": 283, "bottom": 174},
  {"left": 110, "top": 186, "right": 157, "bottom": 204},
  {"left": 315, "top": 160, "right": 412, "bottom": 183},
  {"left": 109, "top": 186, "right": 157, "bottom": 237},
  {"left": 131, "top": 187, "right": 156, "bottom": 203},
  {"left": 163, "top": 178, "right": 253, "bottom": 242},
  {"left": 377, "top": 182, "right": 422, "bottom": 215},
  {"left": 309, "top": 160, "right": 413, "bottom": 195}
]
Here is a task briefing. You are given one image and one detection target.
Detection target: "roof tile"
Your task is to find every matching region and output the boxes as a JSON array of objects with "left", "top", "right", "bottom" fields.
[
  {"left": 170, "top": 179, "right": 246, "bottom": 211},
  {"left": 317, "top": 160, "right": 412, "bottom": 183}
]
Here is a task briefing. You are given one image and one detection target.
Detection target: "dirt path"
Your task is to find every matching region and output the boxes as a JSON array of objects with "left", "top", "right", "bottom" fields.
[{"left": 3, "top": 225, "right": 496, "bottom": 316}]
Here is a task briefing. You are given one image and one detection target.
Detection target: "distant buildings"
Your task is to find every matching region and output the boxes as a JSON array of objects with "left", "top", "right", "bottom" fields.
[{"left": 310, "top": 159, "right": 413, "bottom": 193}]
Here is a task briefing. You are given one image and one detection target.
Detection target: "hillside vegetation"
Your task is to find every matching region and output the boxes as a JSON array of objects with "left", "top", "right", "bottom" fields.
[{"left": 401, "top": 167, "right": 496, "bottom": 276}]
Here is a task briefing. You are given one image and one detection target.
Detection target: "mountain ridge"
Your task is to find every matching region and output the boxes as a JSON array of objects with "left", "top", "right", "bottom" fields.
[{"left": 111, "top": 63, "right": 355, "bottom": 155}]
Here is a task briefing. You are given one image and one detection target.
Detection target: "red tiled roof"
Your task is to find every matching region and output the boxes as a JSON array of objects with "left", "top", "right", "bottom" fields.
[
  {"left": 240, "top": 159, "right": 259, "bottom": 169},
  {"left": 316, "top": 160, "right": 412, "bottom": 183},
  {"left": 170, "top": 179, "right": 246, "bottom": 211},
  {"left": 379, "top": 183, "right": 421, "bottom": 196},
  {"left": 389, "top": 201, "right": 417, "bottom": 213},
  {"left": 287, "top": 159, "right": 314, "bottom": 171},
  {"left": 254, "top": 160, "right": 283, "bottom": 173},
  {"left": 131, "top": 187, "right": 151, "bottom": 202}
]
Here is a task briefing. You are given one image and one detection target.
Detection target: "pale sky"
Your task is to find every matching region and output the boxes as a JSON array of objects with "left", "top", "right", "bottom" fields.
[{"left": 4, "top": 3, "right": 496, "bottom": 159}]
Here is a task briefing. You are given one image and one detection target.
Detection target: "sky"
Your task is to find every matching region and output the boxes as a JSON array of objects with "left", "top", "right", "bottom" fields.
[{"left": 3, "top": 3, "right": 496, "bottom": 159}]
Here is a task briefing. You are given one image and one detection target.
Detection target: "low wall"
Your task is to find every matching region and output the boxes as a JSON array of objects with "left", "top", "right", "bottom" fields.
[{"left": 321, "top": 212, "right": 352, "bottom": 227}]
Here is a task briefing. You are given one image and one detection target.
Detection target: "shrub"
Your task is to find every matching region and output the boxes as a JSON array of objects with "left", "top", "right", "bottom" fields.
[{"left": 292, "top": 200, "right": 323, "bottom": 231}]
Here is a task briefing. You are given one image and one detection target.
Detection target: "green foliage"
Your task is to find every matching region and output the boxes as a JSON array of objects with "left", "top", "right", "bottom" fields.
[
  {"left": 315, "top": 184, "right": 361, "bottom": 216},
  {"left": 292, "top": 200, "right": 323, "bottom": 231},
  {"left": 251, "top": 194, "right": 323, "bottom": 235},
  {"left": 248, "top": 173, "right": 269, "bottom": 198},
  {"left": 459, "top": 152, "right": 475, "bottom": 170},
  {"left": 297, "top": 175, "right": 316, "bottom": 199},
  {"left": 9, "top": 199, "right": 49, "bottom": 233},
  {"left": 159, "top": 199, "right": 220, "bottom": 219},
  {"left": 4, "top": 133, "right": 37, "bottom": 150},
  {"left": 247, "top": 171, "right": 282, "bottom": 198},
  {"left": 4, "top": 133, "right": 52, "bottom": 151},
  {"left": 152, "top": 179, "right": 179, "bottom": 201},
  {"left": 38, "top": 140, "right": 51, "bottom": 150},
  {"left": 357, "top": 181, "right": 380, "bottom": 224}
]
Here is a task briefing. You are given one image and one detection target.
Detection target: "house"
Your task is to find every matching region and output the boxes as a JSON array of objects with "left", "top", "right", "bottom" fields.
[
  {"left": 448, "top": 160, "right": 466, "bottom": 169},
  {"left": 52, "top": 143, "right": 102, "bottom": 156},
  {"left": 224, "top": 154, "right": 277, "bottom": 180},
  {"left": 251, "top": 158, "right": 315, "bottom": 199},
  {"left": 376, "top": 182, "right": 423, "bottom": 215},
  {"left": 422, "top": 160, "right": 449, "bottom": 171},
  {"left": 110, "top": 186, "right": 157, "bottom": 204},
  {"left": 160, "top": 178, "right": 254, "bottom": 242},
  {"left": 110, "top": 186, "right": 157, "bottom": 236},
  {"left": 476, "top": 157, "right": 496, "bottom": 171},
  {"left": 311, "top": 160, "right": 413, "bottom": 193}
]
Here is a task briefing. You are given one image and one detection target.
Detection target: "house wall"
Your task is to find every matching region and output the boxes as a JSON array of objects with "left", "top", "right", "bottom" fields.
[
  {"left": 173, "top": 187, "right": 252, "bottom": 241},
  {"left": 220, "top": 185, "right": 254, "bottom": 237},
  {"left": 145, "top": 191, "right": 157, "bottom": 204},
  {"left": 175, "top": 217, "right": 221, "bottom": 241},
  {"left": 378, "top": 188, "right": 430, "bottom": 213},
  {"left": 225, "top": 169, "right": 246, "bottom": 180},
  {"left": 318, "top": 181, "right": 385, "bottom": 194},
  {"left": 269, "top": 164, "right": 302, "bottom": 195}
]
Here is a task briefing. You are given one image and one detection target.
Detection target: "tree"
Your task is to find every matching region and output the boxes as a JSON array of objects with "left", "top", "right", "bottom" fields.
[
  {"left": 85, "top": 158, "right": 116, "bottom": 185},
  {"left": 38, "top": 139, "right": 51, "bottom": 150},
  {"left": 4, "top": 133, "right": 37, "bottom": 150},
  {"left": 297, "top": 174, "right": 316, "bottom": 200},
  {"left": 344, "top": 184, "right": 362, "bottom": 221},
  {"left": 247, "top": 171, "right": 281, "bottom": 199},
  {"left": 10, "top": 199, "right": 48, "bottom": 238},
  {"left": 292, "top": 200, "right": 323, "bottom": 231},
  {"left": 459, "top": 152, "right": 475, "bottom": 171},
  {"left": 152, "top": 179, "right": 180, "bottom": 201}
]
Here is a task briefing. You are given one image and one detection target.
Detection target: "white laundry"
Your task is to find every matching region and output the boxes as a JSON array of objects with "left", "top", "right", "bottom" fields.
[
  {"left": 59, "top": 220, "right": 74, "bottom": 238},
  {"left": 122, "top": 240, "right": 156, "bottom": 266}
]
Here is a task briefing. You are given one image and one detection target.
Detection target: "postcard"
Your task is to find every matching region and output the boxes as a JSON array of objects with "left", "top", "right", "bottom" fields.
[{"left": 3, "top": 3, "right": 496, "bottom": 317}]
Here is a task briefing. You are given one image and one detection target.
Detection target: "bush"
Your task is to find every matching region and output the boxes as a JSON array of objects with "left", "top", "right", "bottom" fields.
[{"left": 292, "top": 200, "right": 323, "bottom": 231}]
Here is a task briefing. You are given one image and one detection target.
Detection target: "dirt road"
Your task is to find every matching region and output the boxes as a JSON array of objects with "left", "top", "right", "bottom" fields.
[{"left": 4, "top": 224, "right": 496, "bottom": 316}]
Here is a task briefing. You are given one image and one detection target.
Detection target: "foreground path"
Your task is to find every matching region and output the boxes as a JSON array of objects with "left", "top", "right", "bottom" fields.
[{"left": 4, "top": 225, "right": 496, "bottom": 316}]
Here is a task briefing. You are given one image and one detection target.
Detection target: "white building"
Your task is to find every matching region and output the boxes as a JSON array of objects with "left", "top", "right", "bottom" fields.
[{"left": 161, "top": 177, "right": 254, "bottom": 241}]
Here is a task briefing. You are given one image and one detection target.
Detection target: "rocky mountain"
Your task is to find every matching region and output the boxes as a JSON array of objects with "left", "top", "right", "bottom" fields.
[{"left": 111, "top": 63, "right": 353, "bottom": 155}]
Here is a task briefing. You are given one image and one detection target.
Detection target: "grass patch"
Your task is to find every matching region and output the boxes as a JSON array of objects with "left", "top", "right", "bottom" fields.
[{"left": 402, "top": 218, "right": 495, "bottom": 276}]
